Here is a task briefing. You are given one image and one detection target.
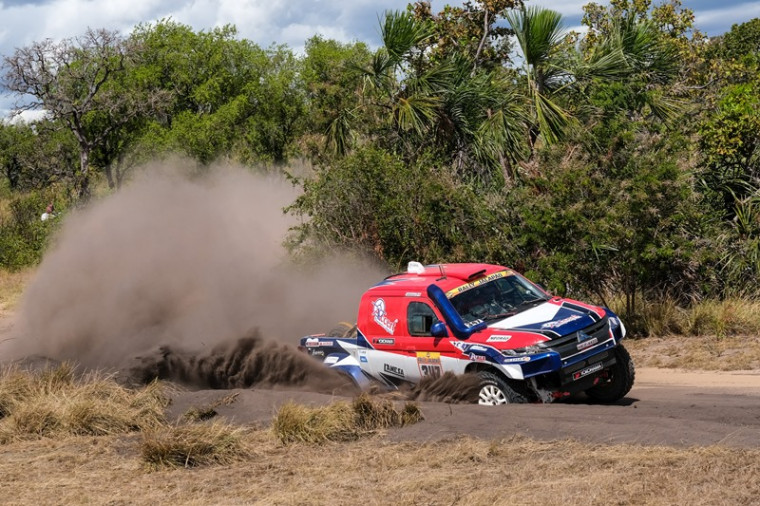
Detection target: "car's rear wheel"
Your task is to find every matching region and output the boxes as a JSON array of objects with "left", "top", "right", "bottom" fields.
[
  {"left": 585, "top": 344, "right": 635, "bottom": 403},
  {"left": 477, "top": 371, "right": 529, "bottom": 405}
]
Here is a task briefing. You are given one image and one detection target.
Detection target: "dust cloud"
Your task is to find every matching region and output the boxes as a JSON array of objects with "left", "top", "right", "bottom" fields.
[
  {"left": 5, "top": 163, "right": 386, "bottom": 388},
  {"left": 130, "top": 329, "right": 356, "bottom": 393},
  {"left": 406, "top": 372, "right": 481, "bottom": 403}
]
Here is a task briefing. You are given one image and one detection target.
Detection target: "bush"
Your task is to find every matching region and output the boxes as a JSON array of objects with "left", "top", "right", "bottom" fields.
[
  {"left": 272, "top": 393, "right": 423, "bottom": 444},
  {"left": 0, "top": 364, "right": 168, "bottom": 443},
  {"left": 288, "top": 146, "right": 511, "bottom": 267},
  {"left": 141, "top": 421, "right": 250, "bottom": 469},
  {"left": 0, "top": 189, "right": 65, "bottom": 270}
]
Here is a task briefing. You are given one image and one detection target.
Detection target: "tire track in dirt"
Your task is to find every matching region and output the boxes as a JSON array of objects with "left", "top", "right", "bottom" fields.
[{"left": 166, "top": 368, "right": 760, "bottom": 449}]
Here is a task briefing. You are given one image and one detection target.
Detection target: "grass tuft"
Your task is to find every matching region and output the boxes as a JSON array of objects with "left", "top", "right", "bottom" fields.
[
  {"left": 272, "top": 394, "right": 423, "bottom": 444},
  {"left": 0, "top": 364, "right": 168, "bottom": 443},
  {"left": 183, "top": 392, "right": 240, "bottom": 422},
  {"left": 141, "top": 421, "right": 250, "bottom": 470}
]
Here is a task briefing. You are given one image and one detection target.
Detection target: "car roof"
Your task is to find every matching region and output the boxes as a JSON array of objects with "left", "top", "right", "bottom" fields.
[{"left": 365, "top": 263, "right": 510, "bottom": 296}]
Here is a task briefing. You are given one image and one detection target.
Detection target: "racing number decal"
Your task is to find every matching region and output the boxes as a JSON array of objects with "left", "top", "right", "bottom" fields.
[{"left": 417, "top": 352, "right": 442, "bottom": 379}]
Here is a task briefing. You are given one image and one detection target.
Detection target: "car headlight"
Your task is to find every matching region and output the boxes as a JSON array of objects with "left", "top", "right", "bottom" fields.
[
  {"left": 502, "top": 344, "right": 544, "bottom": 356},
  {"left": 608, "top": 316, "right": 627, "bottom": 338}
]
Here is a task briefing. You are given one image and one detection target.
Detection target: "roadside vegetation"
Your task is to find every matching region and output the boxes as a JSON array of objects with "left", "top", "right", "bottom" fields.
[
  {"left": 0, "top": 365, "right": 426, "bottom": 468},
  {"left": 272, "top": 393, "right": 423, "bottom": 444},
  {"left": 0, "top": 364, "right": 758, "bottom": 504},
  {"left": 0, "top": 363, "right": 167, "bottom": 443},
  {"left": 2, "top": 2, "right": 760, "bottom": 338}
]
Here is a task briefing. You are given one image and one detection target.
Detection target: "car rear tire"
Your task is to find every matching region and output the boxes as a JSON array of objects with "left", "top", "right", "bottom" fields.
[
  {"left": 477, "top": 371, "right": 529, "bottom": 405},
  {"left": 584, "top": 344, "right": 635, "bottom": 403}
]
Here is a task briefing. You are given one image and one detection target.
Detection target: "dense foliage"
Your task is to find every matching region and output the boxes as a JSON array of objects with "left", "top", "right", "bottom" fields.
[{"left": 2, "top": 0, "right": 760, "bottom": 327}]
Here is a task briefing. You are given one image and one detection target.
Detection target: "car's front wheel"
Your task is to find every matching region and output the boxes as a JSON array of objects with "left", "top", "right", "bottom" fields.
[
  {"left": 477, "top": 371, "right": 529, "bottom": 405},
  {"left": 584, "top": 344, "right": 635, "bottom": 403}
]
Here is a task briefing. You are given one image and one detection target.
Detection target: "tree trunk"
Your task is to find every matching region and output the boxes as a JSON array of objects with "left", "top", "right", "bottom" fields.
[
  {"left": 104, "top": 163, "right": 115, "bottom": 190},
  {"left": 77, "top": 149, "right": 91, "bottom": 201}
]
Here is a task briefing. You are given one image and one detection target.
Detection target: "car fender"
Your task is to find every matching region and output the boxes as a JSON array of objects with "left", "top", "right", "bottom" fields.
[{"left": 324, "top": 353, "right": 373, "bottom": 389}]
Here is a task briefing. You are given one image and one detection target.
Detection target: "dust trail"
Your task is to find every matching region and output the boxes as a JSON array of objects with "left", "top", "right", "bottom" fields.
[
  {"left": 130, "top": 329, "right": 356, "bottom": 393},
  {"left": 4, "top": 163, "right": 386, "bottom": 384},
  {"left": 405, "top": 372, "right": 481, "bottom": 403}
]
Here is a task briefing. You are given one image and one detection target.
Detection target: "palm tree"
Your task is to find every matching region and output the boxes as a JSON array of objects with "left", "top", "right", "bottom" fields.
[{"left": 505, "top": 6, "right": 572, "bottom": 150}]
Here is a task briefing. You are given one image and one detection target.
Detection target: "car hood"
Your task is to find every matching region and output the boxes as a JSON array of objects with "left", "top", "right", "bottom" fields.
[{"left": 487, "top": 299, "right": 602, "bottom": 336}]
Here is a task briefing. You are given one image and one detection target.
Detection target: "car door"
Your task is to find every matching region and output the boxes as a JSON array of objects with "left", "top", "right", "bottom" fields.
[{"left": 393, "top": 299, "right": 465, "bottom": 382}]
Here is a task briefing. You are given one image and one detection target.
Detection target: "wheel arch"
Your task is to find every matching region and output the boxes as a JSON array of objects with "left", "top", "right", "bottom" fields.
[{"left": 465, "top": 362, "right": 507, "bottom": 380}]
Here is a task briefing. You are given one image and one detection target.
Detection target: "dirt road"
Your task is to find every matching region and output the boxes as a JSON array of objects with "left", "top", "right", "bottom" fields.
[{"left": 168, "top": 367, "right": 760, "bottom": 448}]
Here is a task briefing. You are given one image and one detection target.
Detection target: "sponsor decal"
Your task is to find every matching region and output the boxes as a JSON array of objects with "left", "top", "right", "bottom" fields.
[
  {"left": 487, "top": 335, "right": 512, "bottom": 343},
  {"left": 466, "top": 318, "right": 484, "bottom": 328},
  {"left": 383, "top": 363, "right": 405, "bottom": 378},
  {"left": 469, "top": 353, "right": 486, "bottom": 362},
  {"left": 305, "top": 338, "right": 320, "bottom": 347},
  {"left": 445, "top": 270, "right": 511, "bottom": 298},
  {"left": 312, "top": 351, "right": 324, "bottom": 357},
  {"left": 372, "top": 298, "right": 398, "bottom": 335},
  {"left": 572, "top": 362, "right": 604, "bottom": 381},
  {"left": 325, "top": 356, "right": 339, "bottom": 364},
  {"left": 360, "top": 356, "right": 368, "bottom": 363},
  {"left": 541, "top": 314, "right": 582, "bottom": 329},
  {"left": 468, "top": 345, "right": 488, "bottom": 353},
  {"left": 450, "top": 341, "right": 468, "bottom": 352},
  {"left": 501, "top": 356, "right": 531, "bottom": 363},
  {"left": 416, "top": 352, "right": 442, "bottom": 379},
  {"left": 375, "top": 338, "right": 395, "bottom": 345},
  {"left": 405, "top": 292, "right": 422, "bottom": 297},
  {"left": 576, "top": 337, "right": 598, "bottom": 351}
]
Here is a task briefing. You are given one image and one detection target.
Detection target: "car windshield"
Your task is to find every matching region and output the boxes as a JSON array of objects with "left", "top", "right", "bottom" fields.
[{"left": 449, "top": 272, "right": 549, "bottom": 324}]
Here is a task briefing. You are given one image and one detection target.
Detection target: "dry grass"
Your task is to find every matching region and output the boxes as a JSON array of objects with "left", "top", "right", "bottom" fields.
[
  {"left": 0, "top": 363, "right": 168, "bottom": 443},
  {"left": 627, "top": 334, "right": 760, "bottom": 370},
  {"left": 140, "top": 421, "right": 251, "bottom": 470},
  {"left": 0, "top": 268, "right": 33, "bottom": 314},
  {"left": 272, "top": 393, "right": 423, "bottom": 444},
  {"left": 609, "top": 296, "right": 760, "bottom": 338},
  {"left": 0, "top": 433, "right": 758, "bottom": 505},
  {"left": 182, "top": 392, "right": 240, "bottom": 422},
  {"left": 0, "top": 366, "right": 757, "bottom": 504}
]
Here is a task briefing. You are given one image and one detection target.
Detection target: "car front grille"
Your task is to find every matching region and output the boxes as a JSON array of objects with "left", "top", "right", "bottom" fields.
[{"left": 544, "top": 316, "right": 610, "bottom": 360}]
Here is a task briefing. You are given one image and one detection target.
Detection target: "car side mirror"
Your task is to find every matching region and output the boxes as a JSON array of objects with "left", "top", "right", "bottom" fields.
[{"left": 431, "top": 321, "right": 448, "bottom": 337}]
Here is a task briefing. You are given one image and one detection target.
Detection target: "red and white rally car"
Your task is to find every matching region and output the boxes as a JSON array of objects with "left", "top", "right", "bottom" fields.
[{"left": 301, "top": 262, "right": 634, "bottom": 405}]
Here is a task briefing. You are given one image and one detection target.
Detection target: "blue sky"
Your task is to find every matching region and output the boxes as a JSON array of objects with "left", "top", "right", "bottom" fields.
[{"left": 1, "top": 0, "right": 759, "bottom": 116}]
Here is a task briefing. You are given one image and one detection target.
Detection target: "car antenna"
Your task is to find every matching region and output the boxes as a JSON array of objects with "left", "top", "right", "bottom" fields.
[{"left": 436, "top": 264, "right": 447, "bottom": 281}]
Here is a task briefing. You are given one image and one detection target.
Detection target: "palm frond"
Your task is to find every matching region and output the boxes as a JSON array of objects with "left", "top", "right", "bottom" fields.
[
  {"left": 393, "top": 94, "right": 440, "bottom": 136},
  {"left": 506, "top": 6, "right": 565, "bottom": 69},
  {"left": 326, "top": 108, "right": 357, "bottom": 156},
  {"left": 381, "top": 10, "right": 433, "bottom": 64}
]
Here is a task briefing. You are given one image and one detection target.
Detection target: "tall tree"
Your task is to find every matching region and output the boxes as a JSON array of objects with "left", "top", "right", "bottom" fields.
[{"left": 2, "top": 28, "right": 165, "bottom": 199}]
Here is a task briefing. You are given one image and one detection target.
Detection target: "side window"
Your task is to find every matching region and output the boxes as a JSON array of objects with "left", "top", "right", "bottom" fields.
[{"left": 407, "top": 302, "right": 439, "bottom": 336}]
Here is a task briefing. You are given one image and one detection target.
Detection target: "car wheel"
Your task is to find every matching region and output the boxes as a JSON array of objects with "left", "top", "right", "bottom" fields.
[
  {"left": 585, "top": 344, "right": 635, "bottom": 403},
  {"left": 477, "top": 371, "right": 529, "bottom": 405}
]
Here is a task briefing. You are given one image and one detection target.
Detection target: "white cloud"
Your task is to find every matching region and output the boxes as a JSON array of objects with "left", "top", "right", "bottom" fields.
[
  {"left": 695, "top": 1, "right": 760, "bottom": 33},
  {"left": 0, "top": 0, "right": 757, "bottom": 114}
]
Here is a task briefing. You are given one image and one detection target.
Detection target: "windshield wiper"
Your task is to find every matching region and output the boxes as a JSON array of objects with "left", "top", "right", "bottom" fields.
[{"left": 516, "top": 297, "right": 547, "bottom": 309}]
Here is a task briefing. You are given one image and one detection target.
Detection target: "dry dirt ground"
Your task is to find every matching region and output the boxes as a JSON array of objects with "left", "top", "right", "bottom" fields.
[
  {"left": 3, "top": 303, "right": 760, "bottom": 505},
  {"left": 166, "top": 363, "right": 760, "bottom": 448}
]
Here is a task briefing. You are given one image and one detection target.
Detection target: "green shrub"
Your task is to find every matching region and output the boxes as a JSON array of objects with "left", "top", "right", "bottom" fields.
[{"left": 0, "top": 190, "right": 65, "bottom": 270}]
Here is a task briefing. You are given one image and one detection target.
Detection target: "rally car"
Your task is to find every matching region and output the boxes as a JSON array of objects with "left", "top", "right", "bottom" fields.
[{"left": 300, "top": 262, "right": 634, "bottom": 405}]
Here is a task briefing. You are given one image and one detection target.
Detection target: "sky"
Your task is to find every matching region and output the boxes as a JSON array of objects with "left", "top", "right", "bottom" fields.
[{"left": 1, "top": 0, "right": 759, "bottom": 116}]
